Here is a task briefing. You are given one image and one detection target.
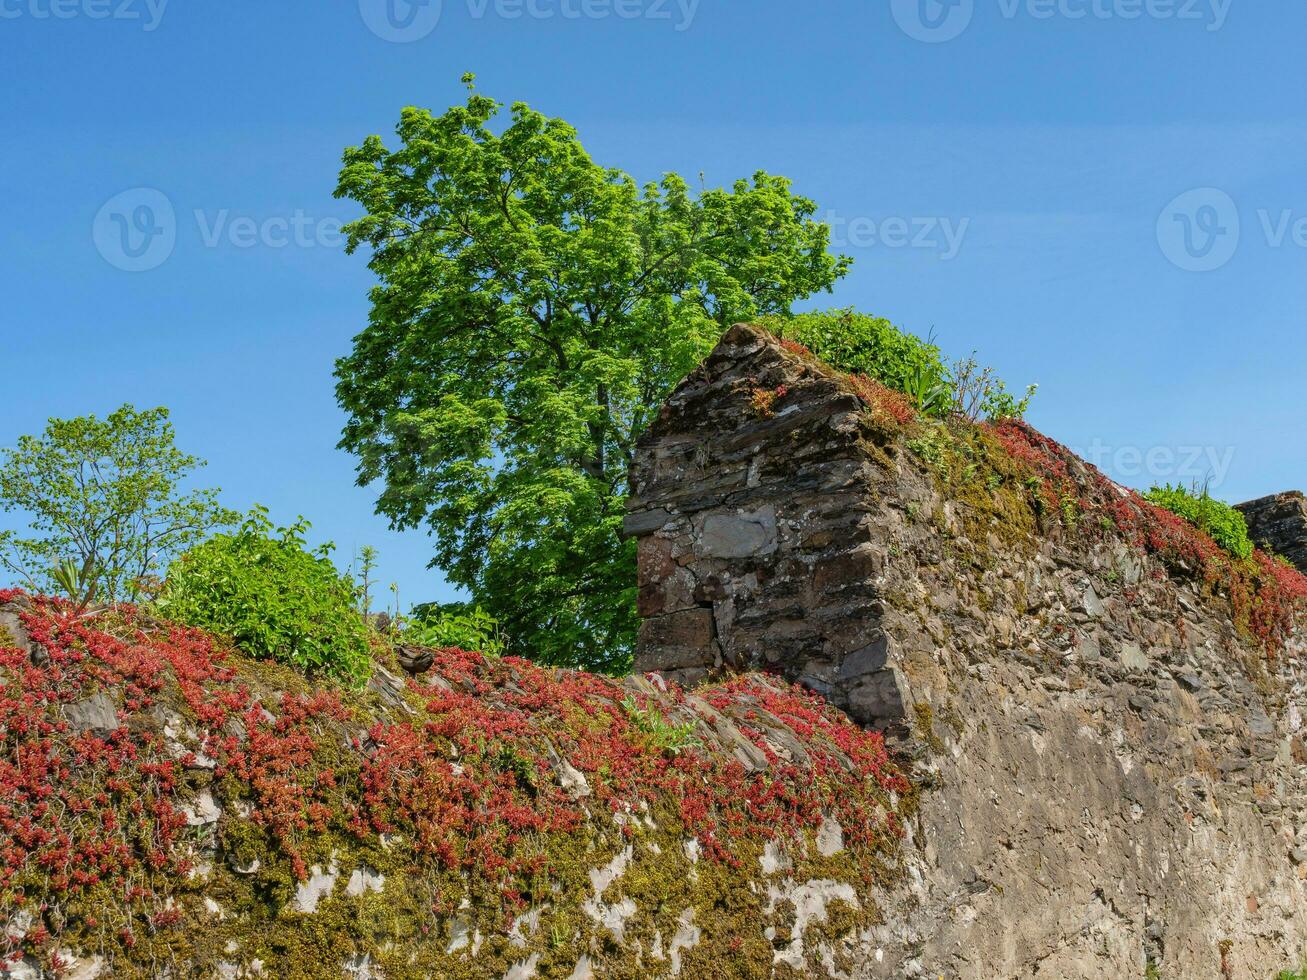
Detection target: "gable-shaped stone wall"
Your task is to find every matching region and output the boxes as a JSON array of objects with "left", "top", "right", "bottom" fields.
[
  {"left": 627, "top": 323, "right": 1307, "bottom": 979},
  {"left": 625, "top": 323, "right": 912, "bottom": 732}
]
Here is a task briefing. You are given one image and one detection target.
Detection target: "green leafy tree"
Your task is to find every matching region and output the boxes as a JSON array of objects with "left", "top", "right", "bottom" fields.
[
  {"left": 0, "top": 404, "right": 235, "bottom": 603},
  {"left": 333, "top": 75, "right": 849, "bottom": 671},
  {"left": 159, "top": 508, "right": 373, "bottom": 684}
]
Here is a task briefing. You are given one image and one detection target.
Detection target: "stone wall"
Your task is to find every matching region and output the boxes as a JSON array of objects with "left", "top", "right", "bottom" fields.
[
  {"left": 627, "top": 323, "right": 1307, "bottom": 979},
  {"left": 1240, "top": 491, "right": 1307, "bottom": 574},
  {"left": 626, "top": 322, "right": 909, "bottom": 732}
]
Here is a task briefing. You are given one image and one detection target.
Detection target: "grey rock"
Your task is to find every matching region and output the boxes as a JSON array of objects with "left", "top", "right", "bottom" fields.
[
  {"left": 837, "top": 636, "right": 890, "bottom": 681},
  {"left": 1, "top": 606, "right": 47, "bottom": 666},
  {"left": 816, "top": 817, "right": 844, "bottom": 856},
  {"left": 1077, "top": 633, "right": 1102, "bottom": 662},
  {"left": 345, "top": 867, "right": 385, "bottom": 898},
  {"left": 63, "top": 693, "right": 119, "bottom": 734},
  {"left": 292, "top": 862, "right": 339, "bottom": 913},
  {"left": 182, "top": 789, "right": 222, "bottom": 826},
  {"left": 1119, "top": 643, "right": 1149, "bottom": 673},
  {"left": 622, "top": 507, "right": 673, "bottom": 537},
  {"left": 0, "top": 609, "right": 26, "bottom": 649},
  {"left": 697, "top": 506, "right": 778, "bottom": 559},
  {"left": 1248, "top": 709, "right": 1276, "bottom": 739},
  {"left": 1176, "top": 672, "right": 1203, "bottom": 693},
  {"left": 1236, "top": 491, "right": 1307, "bottom": 574}
]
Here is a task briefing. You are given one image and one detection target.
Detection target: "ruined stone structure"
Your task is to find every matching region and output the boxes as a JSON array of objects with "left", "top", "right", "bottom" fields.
[
  {"left": 627, "top": 324, "right": 913, "bottom": 733},
  {"left": 0, "top": 590, "right": 918, "bottom": 980},
  {"left": 1240, "top": 491, "right": 1307, "bottom": 575},
  {"left": 6, "top": 324, "right": 1307, "bottom": 979},
  {"left": 628, "top": 323, "right": 1307, "bottom": 978}
]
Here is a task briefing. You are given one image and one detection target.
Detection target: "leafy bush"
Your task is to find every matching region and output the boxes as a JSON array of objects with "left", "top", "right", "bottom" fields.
[
  {"left": 766, "top": 310, "right": 1037, "bottom": 422},
  {"left": 766, "top": 309, "right": 950, "bottom": 416},
  {"left": 951, "top": 355, "right": 1038, "bottom": 421},
  {"left": 158, "top": 508, "right": 372, "bottom": 683},
  {"left": 403, "top": 603, "right": 507, "bottom": 656},
  {"left": 1144, "top": 484, "right": 1253, "bottom": 560}
]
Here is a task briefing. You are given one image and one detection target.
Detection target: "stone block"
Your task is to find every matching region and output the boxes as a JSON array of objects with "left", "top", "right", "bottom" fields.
[
  {"left": 623, "top": 507, "right": 673, "bottom": 538},
  {"left": 1237, "top": 491, "right": 1307, "bottom": 573},
  {"left": 696, "top": 506, "right": 778, "bottom": 559}
]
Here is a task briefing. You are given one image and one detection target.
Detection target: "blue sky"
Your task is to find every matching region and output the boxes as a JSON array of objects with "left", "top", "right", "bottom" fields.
[{"left": 2, "top": 0, "right": 1305, "bottom": 607}]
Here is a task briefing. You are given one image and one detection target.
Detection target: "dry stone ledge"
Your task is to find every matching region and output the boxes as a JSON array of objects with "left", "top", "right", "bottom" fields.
[
  {"left": 1239, "top": 490, "right": 1307, "bottom": 573},
  {"left": 627, "top": 322, "right": 1307, "bottom": 979}
]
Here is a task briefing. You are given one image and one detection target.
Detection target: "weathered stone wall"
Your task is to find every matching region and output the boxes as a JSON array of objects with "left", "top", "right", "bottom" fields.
[
  {"left": 628, "top": 323, "right": 1307, "bottom": 979},
  {"left": 1240, "top": 491, "right": 1307, "bottom": 574},
  {"left": 626, "top": 323, "right": 908, "bottom": 732}
]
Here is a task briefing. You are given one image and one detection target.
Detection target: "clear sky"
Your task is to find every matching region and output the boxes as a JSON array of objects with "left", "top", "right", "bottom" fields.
[{"left": 2, "top": 0, "right": 1304, "bottom": 607}]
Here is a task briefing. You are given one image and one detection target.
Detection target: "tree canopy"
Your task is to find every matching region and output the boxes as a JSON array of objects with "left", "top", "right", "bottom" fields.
[
  {"left": 334, "top": 76, "right": 849, "bottom": 671},
  {"left": 0, "top": 404, "right": 234, "bottom": 604}
]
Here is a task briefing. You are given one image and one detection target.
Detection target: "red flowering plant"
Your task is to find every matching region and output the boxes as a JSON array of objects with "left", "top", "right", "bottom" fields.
[
  {"left": 986, "top": 421, "right": 1307, "bottom": 657},
  {"left": 0, "top": 590, "right": 356, "bottom": 970},
  {"left": 0, "top": 589, "right": 913, "bottom": 973}
]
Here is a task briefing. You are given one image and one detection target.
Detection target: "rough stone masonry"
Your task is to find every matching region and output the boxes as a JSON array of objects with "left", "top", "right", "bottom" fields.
[
  {"left": 1239, "top": 491, "right": 1307, "bottom": 576},
  {"left": 627, "top": 323, "right": 1307, "bottom": 979},
  {"left": 625, "top": 324, "right": 910, "bottom": 733}
]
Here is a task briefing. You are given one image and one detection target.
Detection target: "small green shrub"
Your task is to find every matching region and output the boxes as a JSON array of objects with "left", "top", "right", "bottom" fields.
[
  {"left": 907, "top": 427, "right": 953, "bottom": 474},
  {"left": 766, "top": 309, "right": 950, "bottom": 416},
  {"left": 620, "top": 695, "right": 700, "bottom": 756},
  {"left": 1144, "top": 483, "right": 1254, "bottom": 560},
  {"left": 951, "top": 355, "right": 1038, "bottom": 421},
  {"left": 904, "top": 360, "right": 954, "bottom": 418},
  {"left": 764, "top": 310, "right": 1037, "bottom": 422},
  {"left": 403, "top": 603, "right": 507, "bottom": 656},
  {"left": 158, "top": 507, "right": 372, "bottom": 683}
]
